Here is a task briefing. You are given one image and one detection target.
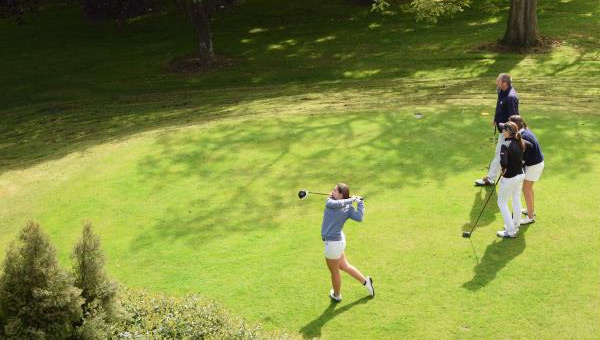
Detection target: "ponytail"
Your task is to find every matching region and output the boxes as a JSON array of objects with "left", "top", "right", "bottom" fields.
[
  {"left": 504, "top": 121, "right": 525, "bottom": 151},
  {"left": 515, "top": 131, "right": 526, "bottom": 152}
]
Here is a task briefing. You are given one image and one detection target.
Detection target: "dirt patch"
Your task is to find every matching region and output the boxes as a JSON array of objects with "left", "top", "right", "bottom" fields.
[
  {"left": 167, "top": 53, "right": 237, "bottom": 74},
  {"left": 471, "top": 36, "right": 563, "bottom": 54}
]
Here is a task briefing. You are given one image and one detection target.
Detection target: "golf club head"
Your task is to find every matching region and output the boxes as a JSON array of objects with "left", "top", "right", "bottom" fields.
[
  {"left": 462, "top": 231, "right": 471, "bottom": 238},
  {"left": 298, "top": 190, "right": 308, "bottom": 200}
]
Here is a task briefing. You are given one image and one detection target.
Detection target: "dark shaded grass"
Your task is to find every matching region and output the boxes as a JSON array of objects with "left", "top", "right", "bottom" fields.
[{"left": 1, "top": 0, "right": 598, "bottom": 172}]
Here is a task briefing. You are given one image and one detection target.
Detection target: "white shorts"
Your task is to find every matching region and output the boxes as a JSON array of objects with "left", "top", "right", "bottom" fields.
[
  {"left": 524, "top": 161, "right": 544, "bottom": 182},
  {"left": 324, "top": 235, "right": 346, "bottom": 259}
]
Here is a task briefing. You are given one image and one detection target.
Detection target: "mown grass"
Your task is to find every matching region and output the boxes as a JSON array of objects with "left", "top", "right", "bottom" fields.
[
  {"left": 1, "top": 0, "right": 599, "bottom": 338},
  {"left": 2, "top": 0, "right": 598, "bottom": 171}
]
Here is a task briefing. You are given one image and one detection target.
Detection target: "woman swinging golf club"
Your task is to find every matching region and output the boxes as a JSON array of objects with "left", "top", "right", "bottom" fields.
[
  {"left": 496, "top": 121, "right": 530, "bottom": 238},
  {"left": 321, "top": 183, "right": 374, "bottom": 302}
]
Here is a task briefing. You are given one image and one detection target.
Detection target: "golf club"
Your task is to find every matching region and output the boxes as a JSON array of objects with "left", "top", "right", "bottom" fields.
[
  {"left": 297, "top": 189, "right": 329, "bottom": 200},
  {"left": 462, "top": 171, "right": 504, "bottom": 238},
  {"left": 297, "top": 189, "right": 365, "bottom": 201}
]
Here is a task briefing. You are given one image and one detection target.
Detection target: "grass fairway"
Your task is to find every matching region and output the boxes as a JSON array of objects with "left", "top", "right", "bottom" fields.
[{"left": 1, "top": 0, "right": 600, "bottom": 338}]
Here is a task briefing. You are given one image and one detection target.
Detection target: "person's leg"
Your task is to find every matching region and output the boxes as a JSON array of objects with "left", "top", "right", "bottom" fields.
[
  {"left": 325, "top": 257, "right": 342, "bottom": 296},
  {"left": 486, "top": 134, "right": 505, "bottom": 181},
  {"left": 523, "top": 180, "right": 535, "bottom": 218},
  {"left": 512, "top": 176, "right": 524, "bottom": 229},
  {"left": 497, "top": 177, "right": 515, "bottom": 234},
  {"left": 523, "top": 161, "right": 544, "bottom": 219},
  {"left": 338, "top": 252, "right": 366, "bottom": 284}
]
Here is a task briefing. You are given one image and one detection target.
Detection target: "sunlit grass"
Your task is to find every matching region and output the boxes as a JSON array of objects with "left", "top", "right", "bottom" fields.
[{"left": 1, "top": 105, "right": 599, "bottom": 339}]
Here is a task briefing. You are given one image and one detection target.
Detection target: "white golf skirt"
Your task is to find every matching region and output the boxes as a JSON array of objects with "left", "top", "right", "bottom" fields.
[
  {"left": 324, "top": 233, "right": 346, "bottom": 259},
  {"left": 524, "top": 161, "right": 545, "bottom": 182}
]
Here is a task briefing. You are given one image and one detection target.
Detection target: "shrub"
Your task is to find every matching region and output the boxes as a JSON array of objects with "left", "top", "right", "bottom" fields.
[
  {"left": 75, "top": 307, "right": 111, "bottom": 340},
  {"left": 113, "top": 288, "right": 258, "bottom": 338},
  {"left": 72, "top": 223, "right": 120, "bottom": 339},
  {"left": 0, "top": 221, "right": 83, "bottom": 339},
  {"left": 114, "top": 289, "right": 303, "bottom": 339}
]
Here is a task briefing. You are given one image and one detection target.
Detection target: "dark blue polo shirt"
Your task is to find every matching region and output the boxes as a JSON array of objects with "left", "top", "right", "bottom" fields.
[
  {"left": 521, "top": 129, "right": 544, "bottom": 166},
  {"left": 495, "top": 87, "right": 519, "bottom": 131}
]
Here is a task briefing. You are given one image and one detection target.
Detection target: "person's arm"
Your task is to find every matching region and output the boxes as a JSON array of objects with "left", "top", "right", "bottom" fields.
[
  {"left": 522, "top": 140, "right": 532, "bottom": 165},
  {"left": 500, "top": 144, "right": 509, "bottom": 170},
  {"left": 507, "top": 95, "right": 519, "bottom": 116},
  {"left": 325, "top": 198, "right": 355, "bottom": 209},
  {"left": 348, "top": 200, "right": 364, "bottom": 222}
]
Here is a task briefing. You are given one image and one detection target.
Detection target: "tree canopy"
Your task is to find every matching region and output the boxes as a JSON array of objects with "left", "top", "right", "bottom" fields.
[
  {"left": 372, "top": 0, "right": 540, "bottom": 47},
  {"left": 372, "top": 0, "right": 471, "bottom": 23}
]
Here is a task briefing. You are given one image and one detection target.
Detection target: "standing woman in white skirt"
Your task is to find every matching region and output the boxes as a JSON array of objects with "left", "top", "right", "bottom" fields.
[
  {"left": 496, "top": 122, "right": 531, "bottom": 238},
  {"left": 321, "top": 183, "right": 374, "bottom": 301},
  {"left": 509, "top": 115, "right": 544, "bottom": 224}
]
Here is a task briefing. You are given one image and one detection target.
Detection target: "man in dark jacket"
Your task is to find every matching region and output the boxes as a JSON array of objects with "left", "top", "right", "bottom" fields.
[{"left": 475, "top": 73, "right": 520, "bottom": 186}]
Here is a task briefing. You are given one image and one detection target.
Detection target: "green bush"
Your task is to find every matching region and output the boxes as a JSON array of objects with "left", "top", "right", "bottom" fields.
[
  {"left": 0, "top": 221, "right": 83, "bottom": 339},
  {"left": 113, "top": 288, "right": 259, "bottom": 339},
  {"left": 113, "top": 289, "right": 303, "bottom": 339},
  {"left": 72, "top": 223, "right": 121, "bottom": 339},
  {"left": 75, "top": 307, "right": 112, "bottom": 340}
]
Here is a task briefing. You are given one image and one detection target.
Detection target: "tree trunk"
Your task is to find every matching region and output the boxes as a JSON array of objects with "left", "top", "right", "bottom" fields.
[
  {"left": 184, "top": 1, "right": 215, "bottom": 65},
  {"left": 501, "top": 0, "right": 540, "bottom": 47}
]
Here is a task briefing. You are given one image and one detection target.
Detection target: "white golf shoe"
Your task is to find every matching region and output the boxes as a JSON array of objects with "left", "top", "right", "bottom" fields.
[
  {"left": 474, "top": 177, "right": 494, "bottom": 186},
  {"left": 497, "top": 229, "right": 517, "bottom": 238},
  {"left": 329, "top": 289, "right": 342, "bottom": 302},
  {"left": 521, "top": 216, "right": 535, "bottom": 225},
  {"left": 364, "top": 276, "right": 375, "bottom": 297}
]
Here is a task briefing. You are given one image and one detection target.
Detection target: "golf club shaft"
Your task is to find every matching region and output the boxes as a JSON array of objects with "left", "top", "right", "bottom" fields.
[
  {"left": 301, "top": 190, "right": 364, "bottom": 200},
  {"left": 311, "top": 191, "right": 365, "bottom": 200},
  {"left": 493, "top": 125, "right": 498, "bottom": 145},
  {"left": 467, "top": 171, "right": 504, "bottom": 235}
]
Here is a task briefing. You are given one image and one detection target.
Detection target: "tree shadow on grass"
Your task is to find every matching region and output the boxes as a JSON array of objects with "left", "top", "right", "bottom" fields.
[
  {"left": 127, "top": 111, "right": 500, "bottom": 250},
  {"left": 126, "top": 109, "right": 599, "bottom": 252},
  {"left": 128, "top": 113, "right": 361, "bottom": 249},
  {"left": 462, "top": 223, "right": 532, "bottom": 291},
  {"left": 299, "top": 296, "right": 371, "bottom": 339}
]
